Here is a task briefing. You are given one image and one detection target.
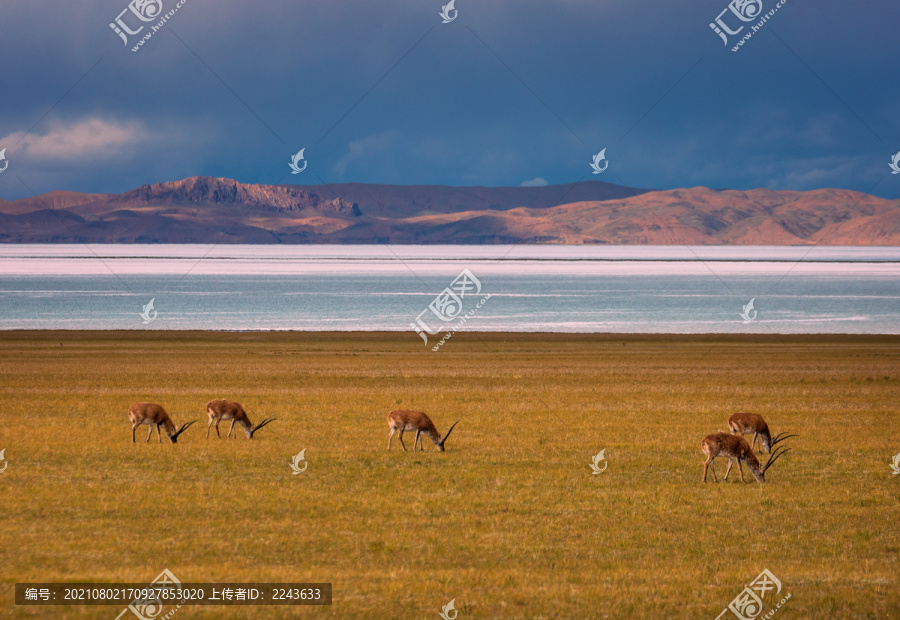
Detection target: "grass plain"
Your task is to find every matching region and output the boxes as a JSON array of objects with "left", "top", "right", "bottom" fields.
[{"left": 1, "top": 331, "right": 898, "bottom": 618}]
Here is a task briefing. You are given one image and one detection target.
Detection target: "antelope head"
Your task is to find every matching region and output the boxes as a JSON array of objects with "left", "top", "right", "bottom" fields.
[
  {"left": 245, "top": 417, "right": 277, "bottom": 439},
  {"left": 436, "top": 420, "right": 460, "bottom": 452},
  {"left": 750, "top": 444, "right": 793, "bottom": 483},
  {"left": 168, "top": 420, "right": 198, "bottom": 443}
]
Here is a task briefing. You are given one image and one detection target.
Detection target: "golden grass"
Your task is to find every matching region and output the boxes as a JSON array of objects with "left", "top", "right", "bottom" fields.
[{"left": 1, "top": 332, "right": 898, "bottom": 618}]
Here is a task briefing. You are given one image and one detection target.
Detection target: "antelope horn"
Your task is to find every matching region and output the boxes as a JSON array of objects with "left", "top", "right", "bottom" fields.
[
  {"left": 441, "top": 420, "right": 460, "bottom": 445},
  {"left": 172, "top": 420, "right": 198, "bottom": 438},
  {"left": 769, "top": 432, "right": 798, "bottom": 448},
  {"left": 761, "top": 446, "right": 792, "bottom": 474},
  {"left": 250, "top": 417, "right": 276, "bottom": 436}
]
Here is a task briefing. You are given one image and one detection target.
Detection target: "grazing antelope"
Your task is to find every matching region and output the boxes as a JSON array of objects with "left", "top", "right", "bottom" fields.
[
  {"left": 728, "top": 412, "right": 789, "bottom": 453},
  {"left": 701, "top": 432, "right": 793, "bottom": 483},
  {"left": 128, "top": 403, "right": 197, "bottom": 443},
  {"left": 387, "top": 410, "right": 459, "bottom": 452},
  {"left": 205, "top": 399, "right": 276, "bottom": 439}
]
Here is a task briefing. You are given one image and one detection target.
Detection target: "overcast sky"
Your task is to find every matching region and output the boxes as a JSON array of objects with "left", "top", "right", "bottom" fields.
[{"left": 0, "top": 0, "right": 898, "bottom": 200}]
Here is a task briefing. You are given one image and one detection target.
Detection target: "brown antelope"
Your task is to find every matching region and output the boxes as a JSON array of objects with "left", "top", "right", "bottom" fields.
[
  {"left": 728, "top": 412, "right": 793, "bottom": 453},
  {"left": 387, "top": 410, "right": 459, "bottom": 452},
  {"left": 701, "top": 432, "right": 793, "bottom": 483},
  {"left": 127, "top": 403, "right": 197, "bottom": 443},
  {"left": 206, "top": 399, "right": 276, "bottom": 439}
]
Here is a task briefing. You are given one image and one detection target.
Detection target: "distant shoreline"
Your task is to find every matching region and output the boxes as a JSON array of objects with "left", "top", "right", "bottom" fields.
[
  {"left": 4, "top": 331, "right": 898, "bottom": 340},
  {"left": 1, "top": 256, "right": 898, "bottom": 263}
]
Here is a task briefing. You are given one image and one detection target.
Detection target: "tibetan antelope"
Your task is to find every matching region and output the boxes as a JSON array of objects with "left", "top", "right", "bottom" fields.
[
  {"left": 728, "top": 412, "right": 794, "bottom": 453},
  {"left": 128, "top": 403, "right": 197, "bottom": 443},
  {"left": 205, "top": 399, "right": 276, "bottom": 439},
  {"left": 701, "top": 432, "right": 793, "bottom": 483},
  {"left": 387, "top": 410, "right": 459, "bottom": 452}
]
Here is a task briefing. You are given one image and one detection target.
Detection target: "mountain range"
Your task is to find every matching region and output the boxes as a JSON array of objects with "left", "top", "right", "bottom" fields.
[{"left": 1, "top": 176, "right": 898, "bottom": 244}]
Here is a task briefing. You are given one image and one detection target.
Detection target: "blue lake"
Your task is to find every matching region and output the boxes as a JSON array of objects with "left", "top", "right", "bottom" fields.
[{"left": 0, "top": 245, "right": 897, "bottom": 333}]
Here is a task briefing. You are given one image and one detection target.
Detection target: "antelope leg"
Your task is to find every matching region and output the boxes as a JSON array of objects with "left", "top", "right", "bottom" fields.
[
  {"left": 708, "top": 457, "right": 719, "bottom": 482},
  {"left": 703, "top": 457, "right": 717, "bottom": 483}
]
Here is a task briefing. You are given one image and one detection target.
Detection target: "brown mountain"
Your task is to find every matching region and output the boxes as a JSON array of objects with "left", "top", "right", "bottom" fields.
[{"left": 0, "top": 176, "right": 897, "bottom": 244}]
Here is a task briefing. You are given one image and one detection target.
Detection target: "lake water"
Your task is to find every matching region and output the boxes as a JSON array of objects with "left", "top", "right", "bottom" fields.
[{"left": 0, "top": 245, "right": 898, "bottom": 333}]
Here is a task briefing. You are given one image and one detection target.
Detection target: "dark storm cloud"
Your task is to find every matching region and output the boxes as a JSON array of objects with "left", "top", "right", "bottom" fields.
[{"left": 0, "top": 0, "right": 898, "bottom": 199}]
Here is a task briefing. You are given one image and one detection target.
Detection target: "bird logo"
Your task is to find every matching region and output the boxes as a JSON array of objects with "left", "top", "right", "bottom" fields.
[
  {"left": 890, "top": 452, "right": 900, "bottom": 475},
  {"left": 289, "top": 449, "right": 308, "bottom": 474},
  {"left": 439, "top": 599, "right": 458, "bottom": 619},
  {"left": 889, "top": 151, "right": 900, "bottom": 175},
  {"left": 589, "top": 449, "right": 608, "bottom": 474},
  {"left": 0, "top": 148, "right": 8, "bottom": 174},
  {"left": 140, "top": 298, "right": 158, "bottom": 324},
  {"left": 739, "top": 298, "right": 757, "bottom": 323},
  {"left": 589, "top": 149, "right": 608, "bottom": 174},
  {"left": 0, "top": 448, "right": 7, "bottom": 473},
  {"left": 289, "top": 149, "right": 308, "bottom": 174},
  {"left": 439, "top": 0, "right": 458, "bottom": 23}
]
